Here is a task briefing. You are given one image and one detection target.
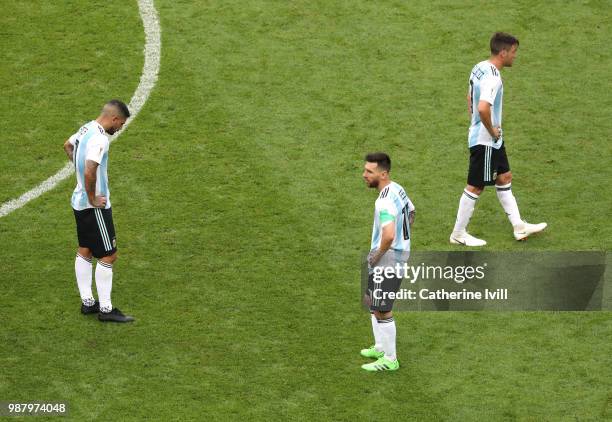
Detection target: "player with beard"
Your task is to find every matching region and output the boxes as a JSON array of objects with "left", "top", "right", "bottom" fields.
[
  {"left": 361, "top": 152, "right": 415, "bottom": 371},
  {"left": 63, "top": 100, "right": 134, "bottom": 322}
]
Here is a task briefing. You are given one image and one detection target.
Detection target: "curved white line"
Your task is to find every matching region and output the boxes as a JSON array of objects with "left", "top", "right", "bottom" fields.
[{"left": 0, "top": 0, "right": 161, "bottom": 218}]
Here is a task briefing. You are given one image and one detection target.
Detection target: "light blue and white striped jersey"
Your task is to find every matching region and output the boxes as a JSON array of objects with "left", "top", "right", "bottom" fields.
[
  {"left": 69, "top": 121, "right": 111, "bottom": 210},
  {"left": 370, "top": 181, "right": 415, "bottom": 253},
  {"left": 468, "top": 60, "right": 504, "bottom": 150}
]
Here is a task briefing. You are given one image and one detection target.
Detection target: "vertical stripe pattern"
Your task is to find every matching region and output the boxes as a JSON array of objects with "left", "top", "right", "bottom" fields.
[
  {"left": 484, "top": 146, "right": 491, "bottom": 182},
  {"left": 94, "top": 209, "right": 112, "bottom": 251},
  {"left": 372, "top": 281, "right": 382, "bottom": 309}
]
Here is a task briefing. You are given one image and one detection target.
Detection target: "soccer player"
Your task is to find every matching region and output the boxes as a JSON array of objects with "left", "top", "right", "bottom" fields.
[
  {"left": 63, "top": 100, "right": 134, "bottom": 322},
  {"left": 450, "top": 32, "right": 547, "bottom": 246},
  {"left": 361, "top": 152, "right": 415, "bottom": 372}
]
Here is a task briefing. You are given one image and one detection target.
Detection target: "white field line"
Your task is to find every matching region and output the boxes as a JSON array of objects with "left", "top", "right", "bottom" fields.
[{"left": 0, "top": 0, "right": 161, "bottom": 218}]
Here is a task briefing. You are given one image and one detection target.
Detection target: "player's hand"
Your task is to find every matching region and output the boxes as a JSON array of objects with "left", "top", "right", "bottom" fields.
[
  {"left": 92, "top": 196, "right": 107, "bottom": 208},
  {"left": 367, "top": 250, "right": 379, "bottom": 267},
  {"left": 492, "top": 127, "right": 502, "bottom": 141}
]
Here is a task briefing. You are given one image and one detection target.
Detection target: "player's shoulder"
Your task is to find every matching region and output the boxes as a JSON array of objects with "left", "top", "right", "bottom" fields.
[
  {"left": 377, "top": 184, "right": 392, "bottom": 200},
  {"left": 391, "top": 180, "right": 406, "bottom": 191},
  {"left": 90, "top": 132, "right": 109, "bottom": 145},
  {"left": 389, "top": 181, "right": 408, "bottom": 197},
  {"left": 91, "top": 121, "right": 108, "bottom": 136},
  {"left": 483, "top": 61, "right": 501, "bottom": 78},
  {"left": 74, "top": 121, "right": 91, "bottom": 137},
  {"left": 471, "top": 60, "right": 487, "bottom": 73},
  {"left": 90, "top": 122, "right": 109, "bottom": 143},
  {"left": 375, "top": 186, "right": 392, "bottom": 208},
  {"left": 377, "top": 182, "right": 406, "bottom": 204},
  {"left": 85, "top": 135, "right": 109, "bottom": 158},
  {"left": 473, "top": 60, "right": 500, "bottom": 80}
]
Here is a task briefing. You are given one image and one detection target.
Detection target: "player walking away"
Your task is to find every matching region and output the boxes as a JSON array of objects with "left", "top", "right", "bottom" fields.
[
  {"left": 450, "top": 32, "right": 546, "bottom": 246},
  {"left": 63, "top": 100, "right": 134, "bottom": 322},
  {"left": 361, "top": 153, "right": 415, "bottom": 372}
]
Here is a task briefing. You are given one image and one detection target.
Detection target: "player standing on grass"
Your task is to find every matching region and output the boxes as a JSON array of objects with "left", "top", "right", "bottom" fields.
[
  {"left": 450, "top": 32, "right": 546, "bottom": 246},
  {"left": 361, "top": 153, "right": 415, "bottom": 372},
  {"left": 63, "top": 100, "right": 134, "bottom": 322}
]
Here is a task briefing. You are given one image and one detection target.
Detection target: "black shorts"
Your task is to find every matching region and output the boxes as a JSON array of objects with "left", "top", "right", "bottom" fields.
[
  {"left": 73, "top": 208, "right": 117, "bottom": 258},
  {"left": 467, "top": 143, "right": 510, "bottom": 187},
  {"left": 366, "top": 272, "right": 402, "bottom": 312}
]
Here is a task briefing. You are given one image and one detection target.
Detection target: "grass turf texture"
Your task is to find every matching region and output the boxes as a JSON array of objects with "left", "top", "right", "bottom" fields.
[{"left": 1, "top": 0, "right": 611, "bottom": 420}]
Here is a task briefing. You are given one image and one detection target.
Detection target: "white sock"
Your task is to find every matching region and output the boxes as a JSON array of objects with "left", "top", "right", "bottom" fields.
[
  {"left": 496, "top": 183, "right": 522, "bottom": 226},
  {"left": 453, "top": 189, "right": 479, "bottom": 234},
  {"left": 75, "top": 254, "right": 94, "bottom": 306},
  {"left": 371, "top": 313, "right": 383, "bottom": 352},
  {"left": 378, "top": 317, "right": 397, "bottom": 361},
  {"left": 95, "top": 261, "right": 113, "bottom": 313}
]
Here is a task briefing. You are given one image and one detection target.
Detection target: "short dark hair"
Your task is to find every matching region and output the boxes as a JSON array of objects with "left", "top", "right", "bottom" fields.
[
  {"left": 365, "top": 152, "right": 391, "bottom": 172},
  {"left": 490, "top": 32, "right": 519, "bottom": 55},
  {"left": 106, "top": 99, "right": 130, "bottom": 118}
]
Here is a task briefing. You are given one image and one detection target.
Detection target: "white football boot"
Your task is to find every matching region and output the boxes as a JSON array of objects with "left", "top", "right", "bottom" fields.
[
  {"left": 513, "top": 221, "right": 547, "bottom": 241},
  {"left": 449, "top": 230, "right": 487, "bottom": 247}
]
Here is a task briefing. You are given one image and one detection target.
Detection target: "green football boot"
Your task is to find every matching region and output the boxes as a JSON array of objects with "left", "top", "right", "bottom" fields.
[
  {"left": 360, "top": 346, "right": 385, "bottom": 359},
  {"left": 361, "top": 357, "right": 400, "bottom": 372}
]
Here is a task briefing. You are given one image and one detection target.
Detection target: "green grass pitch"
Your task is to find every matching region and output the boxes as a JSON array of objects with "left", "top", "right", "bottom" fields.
[{"left": 1, "top": 0, "right": 611, "bottom": 420}]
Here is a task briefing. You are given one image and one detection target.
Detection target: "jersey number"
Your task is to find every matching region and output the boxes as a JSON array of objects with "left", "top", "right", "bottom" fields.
[
  {"left": 469, "top": 79, "right": 474, "bottom": 114},
  {"left": 401, "top": 205, "right": 410, "bottom": 240},
  {"left": 73, "top": 139, "right": 80, "bottom": 170}
]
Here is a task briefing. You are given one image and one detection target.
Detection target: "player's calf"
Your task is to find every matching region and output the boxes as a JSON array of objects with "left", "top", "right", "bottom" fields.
[{"left": 450, "top": 187, "right": 487, "bottom": 246}]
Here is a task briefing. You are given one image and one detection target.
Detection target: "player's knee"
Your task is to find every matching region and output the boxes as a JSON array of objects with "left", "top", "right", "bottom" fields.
[
  {"left": 102, "top": 252, "right": 117, "bottom": 264},
  {"left": 374, "top": 310, "right": 392, "bottom": 320},
  {"left": 466, "top": 184, "right": 484, "bottom": 196},
  {"left": 496, "top": 171, "right": 512, "bottom": 185},
  {"left": 77, "top": 247, "right": 92, "bottom": 259}
]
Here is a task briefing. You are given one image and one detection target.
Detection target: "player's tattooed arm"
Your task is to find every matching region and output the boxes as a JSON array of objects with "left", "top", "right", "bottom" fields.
[
  {"left": 84, "top": 160, "right": 107, "bottom": 208},
  {"left": 63, "top": 139, "right": 74, "bottom": 162},
  {"left": 409, "top": 210, "right": 416, "bottom": 226},
  {"left": 368, "top": 223, "right": 395, "bottom": 266}
]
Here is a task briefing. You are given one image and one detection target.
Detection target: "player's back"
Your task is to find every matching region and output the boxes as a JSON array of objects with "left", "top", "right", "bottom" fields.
[
  {"left": 468, "top": 60, "right": 504, "bottom": 148},
  {"left": 70, "top": 121, "right": 111, "bottom": 210}
]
